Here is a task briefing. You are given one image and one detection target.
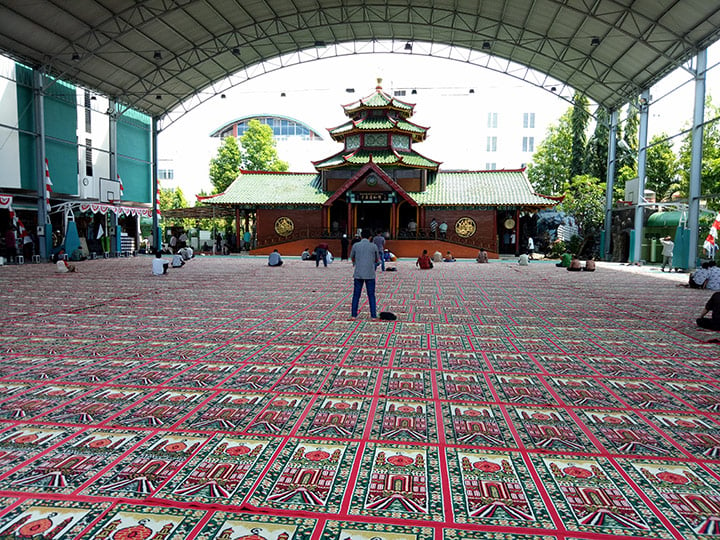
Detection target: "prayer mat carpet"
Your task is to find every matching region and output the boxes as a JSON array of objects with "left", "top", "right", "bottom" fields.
[{"left": 0, "top": 256, "right": 718, "bottom": 540}]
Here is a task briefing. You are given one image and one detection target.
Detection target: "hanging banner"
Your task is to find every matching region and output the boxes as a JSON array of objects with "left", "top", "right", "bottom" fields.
[
  {"left": 0, "top": 194, "right": 12, "bottom": 210},
  {"left": 78, "top": 203, "right": 152, "bottom": 217}
]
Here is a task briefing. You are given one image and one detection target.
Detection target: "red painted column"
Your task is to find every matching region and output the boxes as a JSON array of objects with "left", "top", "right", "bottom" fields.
[{"left": 235, "top": 207, "right": 241, "bottom": 250}]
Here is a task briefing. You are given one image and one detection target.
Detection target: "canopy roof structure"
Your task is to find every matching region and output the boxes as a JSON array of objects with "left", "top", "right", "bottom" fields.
[{"left": 1, "top": 0, "right": 719, "bottom": 127}]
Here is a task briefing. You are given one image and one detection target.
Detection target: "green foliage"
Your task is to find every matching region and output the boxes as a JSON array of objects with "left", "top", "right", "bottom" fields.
[
  {"left": 677, "top": 97, "right": 720, "bottom": 210},
  {"left": 209, "top": 135, "right": 241, "bottom": 194},
  {"left": 646, "top": 133, "right": 680, "bottom": 201},
  {"left": 618, "top": 104, "right": 639, "bottom": 172},
  {"left": 547, "top": 239, "right": 566, "bottom": 258},
  {"left": 570, "top": 93, "right": 590, "bottom": 178},
  {"left": 527, "top": 108, "right": 573, "bottom": 194},
  {"left": 584, "top": 106, "right": 610, "bottom": 181},
  {"left": 560, "top": 174, "right": 607, "bottom": 236},
  {"left": 159, "top": 186, "right": 187, "bottom": 210},
  {"left": 239, "top": 119, "right": 289, "bottom": 172}
]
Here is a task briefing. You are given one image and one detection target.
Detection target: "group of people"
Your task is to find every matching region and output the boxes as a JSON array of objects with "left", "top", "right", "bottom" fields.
[
  {"left": 553, "top": 251, "right": 595, "bottom": 271},
  {"left": 687, "top": 261, "right": 720, "bottom": 290},
  {"left": 414, "top": 249, "right": 457, "bottom": 269},
  {"left": 152, "top": 246, "right": 194, "bottom": 275}
]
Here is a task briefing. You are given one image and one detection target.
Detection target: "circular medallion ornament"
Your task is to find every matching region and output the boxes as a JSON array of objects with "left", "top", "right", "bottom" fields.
[
  {"left": 274, "top": 217, "right": 294, "bottom": 237},
  {"left": 504, "top": 218, "right": 515, "bottom": 230},
  {"left": 455, "top": 217, "right": 477, "bottom": 238}
]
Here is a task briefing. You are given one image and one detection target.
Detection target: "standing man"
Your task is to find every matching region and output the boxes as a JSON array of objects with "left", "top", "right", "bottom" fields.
[
  {"left": 373, "top": 230, "right": 386, "bottom": 271},
  {"left": 660, "top": 235, "right": 674, "bottom": 272},
  {"left": 527, "top": 237, "right": 535, "bottom": 259},
  {"left": 439, "top": 221, "right": 448, "bottom": 239},
  {"left": 315, "top": 241, "right": 329, "bottom": 267},
  {"left": 430, "top": 218, "right": 438, "bottom": 239},
  {"left": 350, "top": 229, "right": 380, "bottom": 319}
]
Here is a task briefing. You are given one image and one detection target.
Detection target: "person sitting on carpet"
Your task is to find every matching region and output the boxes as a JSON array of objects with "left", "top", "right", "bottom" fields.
[
  {"left": 686, "top": 262, "right": 711, "bottom": 288},
  {"left": 518, "top": 253, "right": 529, "bottom": 266},
  {"left": 583, "top": 258, "right": 596, "bottom": 272},
  {"left": 432, "top": 250, "right": 443, "bottom": 263},
  {"left": 443, "top": 250, "right": 456, "bottom": 262},
  {"left": 416, "top": 249, "right": 433, "bottom": 269},
  {"left": 268, "top": 249, "right": 283, "bottom": 267},
  {"left": 55, "top": 258, "right": 76, "bottom": 273},
  {"left": 556, "top": 251, "right": 572, "bottom": 268},
  {"left": 152, "top": 251, "right": 169, "bottom": 275},
  {"left": 568, "top": 255, "right": 582, "bottom": 271},
  {"left": 171, "top": 252, "right": 185, "bottom": 267},
  {"left": 476, "top": 248, "right": 488, "bottom": 263},
  {"left": 697, "top": 291, "right": 720, "bottom": 331},
  {"left": 301, "top": 248, "right": 313, "bottom": 261}
]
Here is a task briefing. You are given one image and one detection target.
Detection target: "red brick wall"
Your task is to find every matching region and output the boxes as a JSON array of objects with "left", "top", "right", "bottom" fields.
[
  {"left": 257, "top": 208, "right": 322, "bottom": 239},
  {"left": 424, "top": 209, "right": 496, "bottom": 249}
]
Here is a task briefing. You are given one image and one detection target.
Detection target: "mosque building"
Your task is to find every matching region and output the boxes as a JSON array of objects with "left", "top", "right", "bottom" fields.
[{"left": 202, "top": 80, "right": 560, "bottom": 258}]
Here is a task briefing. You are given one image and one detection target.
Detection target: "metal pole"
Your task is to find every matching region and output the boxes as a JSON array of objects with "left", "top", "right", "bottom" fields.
[
  {"left": 33, "top": 69, "right": 48, "bottom": 260},
  {"left": 603, "top": 109, "right": 618, "bottom": 260},
  {"left": 631, "top": 89, "right": 650, "bottom": 263},
  {"left": 152, "top": 116, "right": 160, "bottom": 252},
  {"left": 688, "top": 48, "right": 707, "bottom": 270}
]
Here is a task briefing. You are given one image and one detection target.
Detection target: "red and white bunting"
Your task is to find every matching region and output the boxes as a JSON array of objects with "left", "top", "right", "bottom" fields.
[
  {"left": 156, "top": 179, "right": 161, "bottom": 216},
  {"left": 44, "top": 158, "right": 53, "bottom": 211},
  {"left": 704, "top": 212, "right": 720, "bottom": 256},
  {"left": 117, "top": 173, "right": 124, "bottom": 197}
]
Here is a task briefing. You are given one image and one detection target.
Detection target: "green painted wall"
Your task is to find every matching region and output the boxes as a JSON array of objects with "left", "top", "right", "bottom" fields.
[
  {"left": 43, "top": 76, "right": 78, "bottom": 196},
  {"left": 118, "top": 110, "right": 152, "bottom": 204},
  {"left": 15, "top": 65, "right": 36, "bottom": 191}
]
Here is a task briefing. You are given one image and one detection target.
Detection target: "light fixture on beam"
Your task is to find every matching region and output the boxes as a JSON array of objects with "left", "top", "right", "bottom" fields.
[
  {"left": 280, "top": 92, "right": 286, "bottom": 97},
  {"left": 231, "top": 47, "right": 241, "bottom": 56},
  {"left": 411, "top": 89, "right": 417, "bottom": 95},
  {"left": 153, "top": 50, "right": 162, "bottom": 60},
  {"left": 482, "top": 41, "right": 491, "bottom": 50},
  {"left": 71, "top": 53, "right": 80, "bottom": 61},
  {"left": 155, "top": 94, "right": 162, "bottom": 100},
  {"left": 591, "top": 36, "right": 600, "bottom": 47},
  {"left": 314, "top": 40, "right": 326, "bottom": 47},
  {"left": 346, "top": 88, "right": 355, "bottom": 93},
  {"left": 221, "top": 94, "right": 226, "bottom": 99},
  {"left": 404, "top": 42, "right": 412, "bottom": 51},
  {"left": 469, "top": 89, "right": 475, "bottom": 94}
]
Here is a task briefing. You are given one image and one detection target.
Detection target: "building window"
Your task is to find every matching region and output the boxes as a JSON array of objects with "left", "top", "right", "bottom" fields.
[
  {"left": 522, "top": 136, "right": 535, "bottom": 152},
  {"left": 84, "top": 90, "right": 92, "bottom": 133},
  {"left": 234, "top": 116, "right": 322, "bottom": 141},
  {"left": 85, "top": 138, "right": 93, "bottom": 176},
  {"left": 485, "top": 162, "right": 496, "bottom": 170},
  {"left": 486, "top": 136, "right": 497, "bottom": 152},
  {"left": 487, "top": 112, "right": 498, "bottom": 128},
  {"left": 394, "top": 90, "right": 406, "bottom": 97},
  {"left": 523, "top": 112, "right": 535, "bottom": 129},
  {"left": 158, "top": 169, "right": 174, "bottom": 180}
]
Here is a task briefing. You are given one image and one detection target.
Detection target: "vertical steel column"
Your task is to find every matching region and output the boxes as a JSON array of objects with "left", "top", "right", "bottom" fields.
[
  {"left": 109, "top": 100, "right": 119, "bottom": 255},
  {"left": 151, "top": 117, "right": 160, "bottom": 252},
  {"left": 631, "top": 89, "right": 650, "bottom": 263},
  {"left": 603, "top": 109, "right": 618, "bottom": 260},
  {"left": 33, "top": 70, "right": 48, "bottom": 259},
  {"left": 688, "top": 48, "right": 707, "bottom": 270}
]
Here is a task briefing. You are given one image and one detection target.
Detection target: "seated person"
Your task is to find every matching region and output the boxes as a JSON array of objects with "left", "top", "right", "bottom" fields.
[
  {"left": 432, "top": 250, "right": 443, "bottom": 263},
  {"left": 556, "top": 251, "right": 572, "bottom": 268},
  {"left": 416, "top": 249, "right": 433, "bottom": 269},
  {"left": 706, "top": 263, "right": 720, "bottom": 290},
  {"left": 688, "top": 262, "right": 711, "bottom": 288},
  {"left": 697, "top": 291, "right": 720, "bottom": 331},
  {"left": 476, "top": 248, "right": 488, "bottom": 263},
  {"left": 518, "top": 253, "right": 529, "bottom": 266},
  {"left": 383, "top": 249, "right": 398, "bottom": 262},
  {"left": 583, "top": 259, "right": 596, "bottom": 272},
  {"left": 443, "top": 251, "right": 456, "bottom": 262},
  {"left": 55, "top": 259, "right": 76, "bottom": 273},
  {"left": 152, "top": 252, "right": 169, "bottom": 275},
  {"left": 179, "top": 246, "right": 194, "bottom": 260},
  {"left": 568, "top": 256, "right": 582, "bottom": 271},
  {"left": 268, "top": 249, "right": 283, "bottom": 267},
  {"left": 171, "top": 253, "right": 185, "bottom": 267},
  {"left": 301, "top": 248, "right": 312, "bottom": 260},
  {"left": 201, "top": 241, "right": 211, "bottom": 252}
]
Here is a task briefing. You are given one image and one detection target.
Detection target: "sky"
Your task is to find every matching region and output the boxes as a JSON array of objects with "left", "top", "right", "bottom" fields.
[{"left": 157, "top": 43, "right": 720, "bottom": 200}]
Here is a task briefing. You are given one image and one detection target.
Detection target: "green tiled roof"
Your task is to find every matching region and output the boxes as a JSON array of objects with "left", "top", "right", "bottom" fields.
[
  {"left": 314, "top": 149, "right": 439, "bottom": 169},
  {"left": 410, "top": 170, "right": 559, "bottom": 207},
  {"left": 344, "top": 88, "right": 414, "bottom": 116},
  {"left": 206, "top": 172, "right": 326, "bottom": 205},
  {"left": 328, "top": 116, "right": 427, "bottom": 137}
]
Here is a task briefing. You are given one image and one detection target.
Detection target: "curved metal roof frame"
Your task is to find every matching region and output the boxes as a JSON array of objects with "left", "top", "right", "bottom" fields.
[
  {"left": 1, "top": 0, "right": 719, "bottom": 126},
  {"left": 209, "top": 113, "right": 325, "bottom": 139}
]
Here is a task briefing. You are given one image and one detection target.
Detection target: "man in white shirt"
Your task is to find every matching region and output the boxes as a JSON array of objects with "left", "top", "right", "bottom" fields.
[
  {"left": 660, "top": 236, "right": 674, "bottom": 272},
  {"left": 153, "top": 252, "right": 169, "bottom": 275}
]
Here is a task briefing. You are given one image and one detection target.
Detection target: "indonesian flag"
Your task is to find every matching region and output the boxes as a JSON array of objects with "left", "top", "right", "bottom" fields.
[
  {"left": 117, "top": 173, "right": 124, "bottom": 197},
  {"left": 156, "top": 179, "right": 161, "bottom": 216},
  {"left": 44, "top": 158, "right": 53, "bottom": 211},
  {"left": 704, "top": 212, "right": 720, "bottom": 256}
]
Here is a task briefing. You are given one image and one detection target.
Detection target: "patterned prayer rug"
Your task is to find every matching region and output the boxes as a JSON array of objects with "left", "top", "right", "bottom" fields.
[{"left": 0, "top": 257, "right": 718, "bottom": 538}]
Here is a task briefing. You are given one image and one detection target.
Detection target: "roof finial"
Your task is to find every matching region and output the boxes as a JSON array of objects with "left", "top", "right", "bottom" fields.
[{"left": 376, "top": 77, "right": 383, "bottom": 89}]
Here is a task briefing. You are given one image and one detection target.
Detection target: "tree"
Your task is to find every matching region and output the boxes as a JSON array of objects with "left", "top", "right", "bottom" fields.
[
  {"left": 646, "top": 133, "right": 679, "bottom": 202},
  {"left": 209, "top": 135, "right": 241, "bottom": 194},
  {"left": 159, "top": 186, "right": 188, "bottom": 211},
  {"left": 678, "top": 96, "right": 720, "bottom": 209},
  {"left": 584, "top": 106, "right": 610, "bottom": 182},
  {"left": 527, "top": 108, "right": 573, "bottom": 194},
  {"left": 617, "top": 104, "right": 639, "bottom": 173},
  {"left": 239, "top": 119, "right": 289, "bottom": 172},
  {"left": 560, "top": 174, "right": 607, "bottom": 255},
  {"left": 570, "top": 93, "right": 590, "bottom": 178}
]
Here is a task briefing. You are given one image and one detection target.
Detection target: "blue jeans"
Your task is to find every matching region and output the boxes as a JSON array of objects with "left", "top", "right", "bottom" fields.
[
  {"left": 316, "top": 248, "right": 327, "bottom": 267},
  {"left": 351, "top": 278, "right": 377, "bottom": 318}
]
